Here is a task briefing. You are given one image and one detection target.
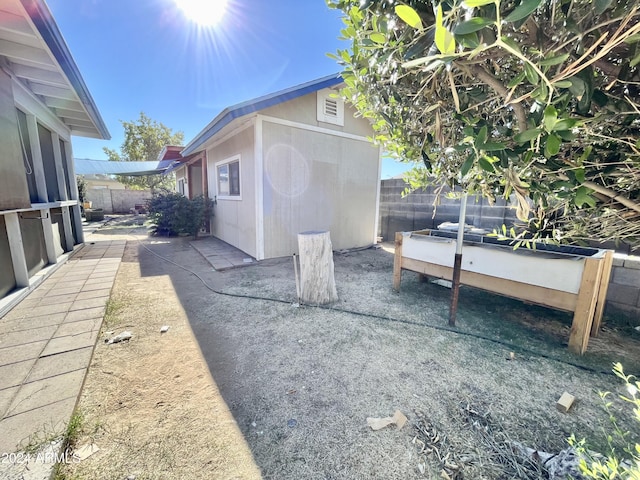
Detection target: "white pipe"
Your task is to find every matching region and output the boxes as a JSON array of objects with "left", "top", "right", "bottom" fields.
[{"left": 456, "top": 193, "right": 468, "bottom": 254}]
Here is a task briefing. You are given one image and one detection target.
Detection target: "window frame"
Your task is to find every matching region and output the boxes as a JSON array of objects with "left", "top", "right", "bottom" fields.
[
  {"left": 177, "top": 176, "right": 186, "bottom": 196},
  {"left": 215, "top": 155, "right": 242, "bottom": 201}
]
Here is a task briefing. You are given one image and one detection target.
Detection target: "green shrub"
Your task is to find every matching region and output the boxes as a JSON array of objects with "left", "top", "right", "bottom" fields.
[
  {"left": 146, "top": 191, "right": 213, "bottom": 237},
  {"left": 571, "top": 363, "right": 640, "bottom": 479}
]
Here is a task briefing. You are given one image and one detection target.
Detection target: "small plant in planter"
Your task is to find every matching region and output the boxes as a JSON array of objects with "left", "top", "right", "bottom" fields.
[{"left": 146, "top": 191, "right": 213, "bottom": 237}]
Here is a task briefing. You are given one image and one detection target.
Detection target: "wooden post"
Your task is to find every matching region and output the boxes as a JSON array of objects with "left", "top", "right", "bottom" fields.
[
  {"left": 568, "top": 258, "right": 602, "bottom": 354},
  {"left": 449, "top": 193, "right": 468, "bottom": 327},
  {"left": 297, "top": 231, "right": 338, "bottom": 305},
  {"left": 449, "top": 253, "right": 463, "bottom": 326},
  {"left": 591, "top": 250, "right": 614, "bottom": 337},
  {"left": 393, "top": 232, "right": 403, "bottom": 291}
]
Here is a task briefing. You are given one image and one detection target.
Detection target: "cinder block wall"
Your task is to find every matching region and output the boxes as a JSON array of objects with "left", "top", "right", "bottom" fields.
[
  {"left": 87, "top": 189, "right": 112, "bottom": 212},
  {"left": 86, "top": 189, "right": 151, "bottom": 214},
  {"left": 378, "top": 179, "right": 518, "bottom": 241},
  {"left": 379, "top": 178, "right": 640, "bottom": 322},
  {"left": 607, "top": 256, "right": 640, "bottom": 320},
  {"left": 110, "top": 190, "right": 151, "bottom": 213}
]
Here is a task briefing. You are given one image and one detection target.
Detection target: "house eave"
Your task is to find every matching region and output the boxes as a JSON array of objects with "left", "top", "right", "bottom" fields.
[{"left": 7, "top": 0, "right": 110, "bottom": 139}]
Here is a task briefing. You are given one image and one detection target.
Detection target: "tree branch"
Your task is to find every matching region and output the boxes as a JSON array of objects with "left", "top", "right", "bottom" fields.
[
  {"left": 465, "top": 64, "right": 528, "bottom": 132},
  {"left": 557, "top": 173, "right": 640, "bottom": 214}
]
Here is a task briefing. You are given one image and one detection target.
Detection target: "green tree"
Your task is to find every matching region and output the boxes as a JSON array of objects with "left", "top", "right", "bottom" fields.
[
  {"left": 327, "top": 0, "right": 640, "bottom": 248},
  {"left": 104, "top": 112, "right": 184, "bottom": 191}
]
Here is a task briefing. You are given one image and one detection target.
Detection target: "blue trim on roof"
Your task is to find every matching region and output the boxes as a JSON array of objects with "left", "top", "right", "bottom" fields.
[
  {"left": 21, "top": 0, "right": 111, "bottom": 140},
  {"left": 182, "top": 73, "right": 343, "bottom": 156}
]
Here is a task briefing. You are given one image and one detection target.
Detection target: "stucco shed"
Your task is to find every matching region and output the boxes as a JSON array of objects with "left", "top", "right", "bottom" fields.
[{"left": 174, "top": 74, "right": 382, "bottom": 260}]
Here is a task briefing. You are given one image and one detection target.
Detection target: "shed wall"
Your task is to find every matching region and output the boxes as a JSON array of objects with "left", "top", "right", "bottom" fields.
[
  {"left": 260, "top": 92, "right": 373, "bottom": 138},
  {"left": 262, "top": 121, "right": 379, "bottom": 258},
  {"left": 207, "top": 127, "right": 257, "bottom": 258}
]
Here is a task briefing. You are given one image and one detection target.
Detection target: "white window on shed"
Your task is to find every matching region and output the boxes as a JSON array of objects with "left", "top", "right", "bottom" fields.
[
  {"left": 317, "top": 89, "right": 344, "bottom": 126},
  {"left": 215, "top": 155, "right": 241, "bottom": 200}
]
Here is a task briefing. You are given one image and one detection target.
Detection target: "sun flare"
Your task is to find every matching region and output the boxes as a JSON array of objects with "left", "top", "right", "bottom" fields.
[{"left": 174, "top": 0, "right": 229, "bottom": 27}]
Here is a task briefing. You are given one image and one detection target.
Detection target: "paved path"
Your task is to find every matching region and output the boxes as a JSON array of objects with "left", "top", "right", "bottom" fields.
[
  {"left": 0, "top": 237, "right": 124, "bottom": 460},
  {"left": 190, "top": 236, "right": 255, "bottom": 271}
]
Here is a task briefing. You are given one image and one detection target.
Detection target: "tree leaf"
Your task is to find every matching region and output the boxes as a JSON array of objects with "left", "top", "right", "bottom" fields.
[
  {"left": 500, "top": 35, "right": 522, "bottom": 54},
  {"left": 514, "top": 128, "right": 541, "bottom": 143},
  {"left": 461, "top": 154, "right": 474, "bottom": 177},
  {"left": 504, "top": 0, "right": 542, "bottom": 23},
  {"left": 594, "top": 0, "right": 612, "bottom": 15},
  {"left": 395, "top": 4, "right": 423, "bottom": 30},
  {"left": 475, "top": 125, "right": 488, "bottom": 146},
  {"left": 553, "top": 80, "right": 573, "bottom": 88},
  {"left": 556, "top": 130, "right": 575, "bottom": 141},
  {"left": 553, "top": 118, "right": 577, "bottom": 131},
  {"left": 481, "top": 142, "right": 506, "bottom": 151},
  {"left": 543, "top": 105, "right": 558, "bottom": 132},
  {"left": 454, "top": 17, "right": 494, "bottom": 35},
  {"left": 544, "top": 133, "right": 561, "bottom": 157},
  {"left": 464, "top": 0, "right": 495, "bottom": 6},
  {"left": 457, "top": 31, "right": 480, "bottom": 48},
  {"left": 624, "top": 33, "right": 640, "bottom": 44},
  {"left": 479, "top": 155, "right": 496, "bottom": 172},
  {"left": 575, "top": 186, "right": 596, "bottom": 208},
  {"left": 435, "top": 5, "right": 456, "bottom": 55},
  {"left": 524, "top": 63, "right": 539, "bottom": 84},
  {"left": 507, "top": 71, "right": 526, "bottom": 88},
  {"left": 539, "top": 53, "right": 570, "bottom": 66},
  {"left": 370, "top": 32, "right": 386, "bottom": 44}
]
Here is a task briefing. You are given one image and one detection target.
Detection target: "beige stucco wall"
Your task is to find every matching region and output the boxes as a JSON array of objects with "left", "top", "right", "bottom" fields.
[
  {"left": 206, "top": 126, "right": 257, "bottom": 258},
  {"left": 261, "top": 120, "right": 380, "bottom": 258},
  {"left": 260, "top": 89, "right": 373, "bottom": 139}
]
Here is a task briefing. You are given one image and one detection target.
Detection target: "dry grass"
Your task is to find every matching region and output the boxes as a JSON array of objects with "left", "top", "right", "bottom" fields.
[
  {"left": 56, "top": 235, "right": 261, "bottom": 480},
  {"left": 58, "top": 221, "right": 640, "bottom": 479}
]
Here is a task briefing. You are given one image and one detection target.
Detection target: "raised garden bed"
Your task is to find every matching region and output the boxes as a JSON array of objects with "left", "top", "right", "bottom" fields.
[{"left": 393, "top": 229, "right": 614, "bottom": 354}]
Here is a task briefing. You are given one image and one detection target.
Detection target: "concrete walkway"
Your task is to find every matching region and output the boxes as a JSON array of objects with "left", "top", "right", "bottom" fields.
[
  {"left": 0, "top": 237, "right": 124, "bottom": 458},
  {"left": 190, "top": 236, "right": 255, "bottom": 271}
]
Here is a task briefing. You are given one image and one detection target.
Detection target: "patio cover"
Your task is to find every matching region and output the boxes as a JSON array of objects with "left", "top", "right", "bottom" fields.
[{"left": 74, "top": 158, "right": 176, "bottom": 176}]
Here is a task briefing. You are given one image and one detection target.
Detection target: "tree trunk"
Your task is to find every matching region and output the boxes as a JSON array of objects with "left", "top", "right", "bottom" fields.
[{"left": 297, "top": 231, "right": 338, "bottom": 305}]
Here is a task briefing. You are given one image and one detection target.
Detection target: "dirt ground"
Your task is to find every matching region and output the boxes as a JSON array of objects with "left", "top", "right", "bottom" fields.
[{"left": 58, "top": 218, "right": 640, "bottom": 480}]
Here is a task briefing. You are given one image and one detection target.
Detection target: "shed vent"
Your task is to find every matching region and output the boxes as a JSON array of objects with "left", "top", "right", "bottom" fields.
[
  {"left": 324, "top": 98, "right": 338, "bottom": 117},
  {"left": 317, "top": 89, "right": 344, "bottom": 126}
]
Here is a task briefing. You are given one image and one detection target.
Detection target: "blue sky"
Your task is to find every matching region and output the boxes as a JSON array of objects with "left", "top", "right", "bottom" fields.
[{"left": 47, "top": 0, "right": 409, "bottom": 179}]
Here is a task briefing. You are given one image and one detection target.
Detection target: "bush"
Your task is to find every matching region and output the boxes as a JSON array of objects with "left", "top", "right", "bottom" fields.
[
  {"left": 146, "top": 191, "right": 213, "bottom": 237},
  {"left": 571, "top": 363, "right": 640, "bottom": 479}
]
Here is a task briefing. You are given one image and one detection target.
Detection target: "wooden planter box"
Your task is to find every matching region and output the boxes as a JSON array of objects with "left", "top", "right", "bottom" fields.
[{"left": 393, "top": 230, "right": 614, "bottom": 354}]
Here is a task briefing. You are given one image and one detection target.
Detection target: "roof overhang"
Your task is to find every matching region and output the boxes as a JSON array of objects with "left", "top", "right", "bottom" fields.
[
  {"left": 182, "top": 73, "right": 343, "bottom": 156},
  {"left": 0, "top": 0, "right": 110, "bottom": 139}
]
